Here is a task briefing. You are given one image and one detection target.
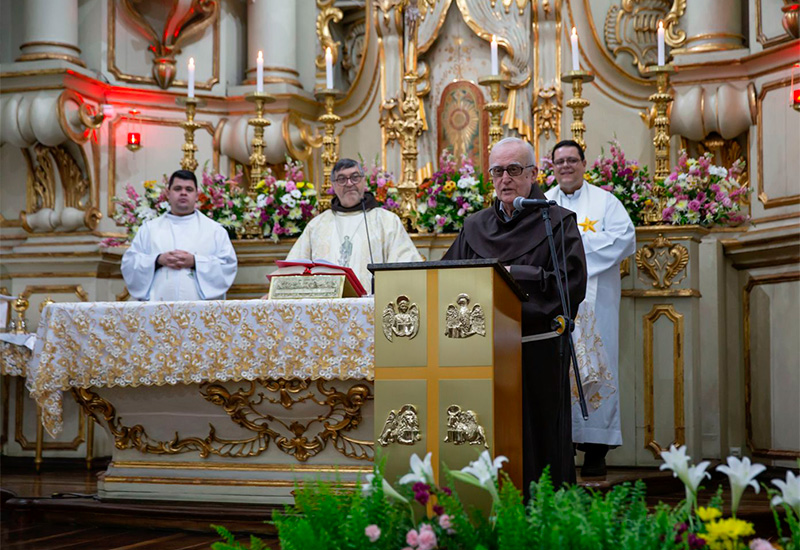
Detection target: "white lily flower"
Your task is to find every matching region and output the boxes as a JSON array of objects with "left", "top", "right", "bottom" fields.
[
  {"left": 361, "top": 473, "right": 409, "bottom": 504},
  {"left": 450, "top": 451, "right": 508, "bottom": 506},
  {"left": 683, "top": 461, "right": 711, "bottom": 503},
  {"left": 399, "top": 452, "right": 435, "bottom": 486},
  {"left": 771, "top": 470, "right": 800, "bottom": 517},
  {"left": 716, "top": 456, "right": 766, "bottom": 516},
  {"left": 659, "top": 444, "right": 691, "bottom": 483}
]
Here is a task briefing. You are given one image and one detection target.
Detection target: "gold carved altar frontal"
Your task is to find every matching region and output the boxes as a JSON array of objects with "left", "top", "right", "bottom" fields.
[
  {"left": 28, "top": 298, "right": 374, "bottom": 436},
  {"left": 373, "top": 267, "right": 522, "bottom": 489}
]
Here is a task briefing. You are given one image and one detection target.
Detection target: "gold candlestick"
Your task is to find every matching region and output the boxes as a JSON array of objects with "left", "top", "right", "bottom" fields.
[
  {"left": 241, "top": 91, "right": 276, "bottom": 239},
  {"left": 560, "top": 70, "right": 595, "bottom": 151},
  {"left": 387, "top": 74, "right": 425, "bottom": 228},
  {"left": 176, "top": 97, "right": 206, "bottom": 172},
  {"left": 477, "top": 74, "right": 510, "bottom": 150},
  {"left": 642, "top": 64, "right": 675, "bottom": 225},
  {"left": 314, "top": 88, "right": 344, "bottom": 212},
  {"left": 478, "top": 74, "right": 510, "bottom": 206}
]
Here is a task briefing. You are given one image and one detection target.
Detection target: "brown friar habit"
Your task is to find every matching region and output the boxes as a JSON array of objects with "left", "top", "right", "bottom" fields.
[{"left": 442, "top": 185, "right": 587, "bottom": 493}]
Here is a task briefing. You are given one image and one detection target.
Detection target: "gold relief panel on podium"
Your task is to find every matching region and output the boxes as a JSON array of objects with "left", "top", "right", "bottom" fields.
[
  {"left": 375, "top": 270, "right": 427, "bottom": 368},
  {"left": 438, "top": 267, "right": 494, "bottom": 367}
]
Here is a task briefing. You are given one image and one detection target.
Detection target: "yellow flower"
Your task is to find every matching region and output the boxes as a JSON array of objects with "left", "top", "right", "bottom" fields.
[
  {"left": 255, "top": 179, "right": 266, "bottom": 190},
  {"left": 296, "top": 181, "right": 304, "bottom": 188},
  {"left": 583, "top": 173, "right": 591, "bottom": 181},
  {"left": 537, "top": 172, "right": 546, "bottom": 184},
  {"left": 696, "top": 507, "right": 722, "bottom": 522},
  {"left": 703, "top": 517, "right": 755, "bottom": 550},
  {"left": 143, "top": 180, "right": 156, "bottom": 189},
  {"left": 630, "top": 164, "right": 639, "bottom": 171}
]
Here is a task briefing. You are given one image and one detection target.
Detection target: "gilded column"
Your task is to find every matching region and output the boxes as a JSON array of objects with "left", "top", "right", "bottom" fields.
[
  {"left": 670, "top": 0, "right": 745, "bottom": 56},
  {"left": 17, "top": 0, "right": 85, "bottom": 67},
  {"left": 246, "top": 0, "right": 302, "bottom": 90}
]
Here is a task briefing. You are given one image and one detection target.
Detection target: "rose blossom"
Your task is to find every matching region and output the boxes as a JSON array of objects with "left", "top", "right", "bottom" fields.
[{"left": 365, "top": 524, "right": 381, "bottom": 542}]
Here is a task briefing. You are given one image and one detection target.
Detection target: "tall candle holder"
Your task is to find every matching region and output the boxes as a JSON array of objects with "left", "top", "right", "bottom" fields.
[
  {"left": 314, "top": 88, "right": 344, "bottom": 212},
  {"left": 240, "top": 91, "right": 276, "bottom": 239},
  {"left": 477, "top": 74, "right": 510, "bottom": 150},
  {"left": 176, "top": 97, "right": 206, "bottom": 172},
  {"left": 478, "top": 74, "right": 510, "bottom": 206},
  {"left": 642, "top": 64, "right": 675, "bottom": 225},
  {"left": 388, "top": 74, "right": 425, "bottom": 228},
  {"left": 560, "top": 70, "right": 595, "bottom": 151}
]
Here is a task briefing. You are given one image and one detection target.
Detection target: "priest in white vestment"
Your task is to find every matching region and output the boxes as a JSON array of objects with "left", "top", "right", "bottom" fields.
[
  {"left": 286, "top": 158, "right": 422, "bottom": 292},
  {"left": 122, "top": 170, "right": 238, "bottom": 301},
  {"left": 545, "top": 140, "right": 635, "bottom": 477}
]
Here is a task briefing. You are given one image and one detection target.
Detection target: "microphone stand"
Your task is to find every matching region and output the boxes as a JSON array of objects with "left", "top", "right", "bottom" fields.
[
  {"left": 540, "top": 205, "right": 589, "bottom": 421},
  {"left": 361, "top": 197, "right": 376, "bottom": 295}
]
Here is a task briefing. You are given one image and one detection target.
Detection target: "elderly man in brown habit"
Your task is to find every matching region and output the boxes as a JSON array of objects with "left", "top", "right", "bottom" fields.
[{"left": 442, "top": 137, "right": 587, "bottom": 492}]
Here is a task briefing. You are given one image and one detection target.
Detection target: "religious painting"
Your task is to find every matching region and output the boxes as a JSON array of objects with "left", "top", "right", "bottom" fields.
[{"left": 436, "top": 81, "right": 489, "bottom": 174}]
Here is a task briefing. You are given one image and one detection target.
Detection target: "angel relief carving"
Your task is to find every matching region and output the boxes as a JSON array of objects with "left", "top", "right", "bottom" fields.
[
  {"left": 382, "top": 295, "right": 420, "bottom": 341},
  {"left": 377, "top": 404, "right": 422, "bottom": 446},
  {"left": 444, "top": 293, "right": 486, "bottom": 339}
]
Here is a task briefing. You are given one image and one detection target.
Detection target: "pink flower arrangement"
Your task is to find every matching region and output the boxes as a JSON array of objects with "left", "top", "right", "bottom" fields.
[
  {"left": 361, "top": 158, "right": 401, "bottom": 212},
  {"left": 405, "top": 523, "right": 438, "bottom": 550},
  {"left": 415, "top": 150, "right": 489, "bottom": 233},
  {"left": 253, "top": 158, "right": 317, "bottom": 242},
  {"left": 101, "top": 179, "right": 168, "bottom": 247},
  {"left": 660, "top": 151, "right": 748, "bottom": 227}
]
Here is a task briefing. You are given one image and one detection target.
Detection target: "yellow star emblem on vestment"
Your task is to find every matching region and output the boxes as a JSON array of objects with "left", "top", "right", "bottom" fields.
[{"left": 578, "top": 217, "right": 598, "bottom": 233}]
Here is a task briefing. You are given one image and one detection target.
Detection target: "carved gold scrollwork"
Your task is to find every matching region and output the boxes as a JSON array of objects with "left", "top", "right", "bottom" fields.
[
  {"left": 635, "top": 234, "right": 689, "bottom": 289},
  {"left": 533, "top": 86, "right": 562, "bottom": 140},
  {"left": 51, "top": 146, "right": 91, "bottom": 211},
  {"left": 620, "top": 257, "right": 631, "bottom": 279},
  {"left": 444, "top": 293, "right": 486, "bottom": 339},
  {"left": 73, "top": 379, "right": 374, "bottom": 461},
  {"left": 120, "top": 0, "right": 220, "bottom": 89},
  {"left": 377, "top": 404, "right": 422, "bottom": 446},
  {"left": 444, "top": 404, "right": 488, "bottom": 448},
  {"left": 315, "top": 0, "right": 344, "bottom": 70},
  {"left": 604, "top": 0, "right": 686, "bottom": 75},
  {"left": 22, "top": 144, "right": 56, "bottom": 215},
  {"left": 382, "top": 295, "right": 421, "bottom": 341}
]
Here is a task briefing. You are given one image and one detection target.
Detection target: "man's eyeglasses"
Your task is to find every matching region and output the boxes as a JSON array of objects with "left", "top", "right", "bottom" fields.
[
  {"left": 553, "top": 157, "right": 582, "bottom": 167},
  {"left": 333, "top": 173, "right": 364, "bottom": 185},
  {"left": 488, "top": 164, "right": 535, "bottom": 178}
]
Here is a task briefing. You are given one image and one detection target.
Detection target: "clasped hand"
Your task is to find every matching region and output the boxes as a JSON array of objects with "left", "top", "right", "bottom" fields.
[{"left": 157, "top": 250, "right": 195, "bottom": 270}]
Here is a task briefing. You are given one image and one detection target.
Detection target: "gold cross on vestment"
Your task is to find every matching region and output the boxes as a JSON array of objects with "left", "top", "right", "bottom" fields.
[{"left": 578, "top": 217, "right": 598, "bottom": 233}]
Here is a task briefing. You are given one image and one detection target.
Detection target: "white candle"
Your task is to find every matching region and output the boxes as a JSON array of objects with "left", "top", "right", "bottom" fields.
[
  {"left": 325, "top": 46, "right": 333, "bottom": 89},
  {"left": 570, "top": 27, "right": 579, "bottom": 72},
  {"left": 657, "top": 21, "right": 665, "bottom": 66},
  {"left": 490, "top": 35, "right": 499, "bottom": 75},
  {"left": 257, "top": 50, "right": 264, "bottom": 93},
  {"left": 187, "top": 57, "right": 195, "bottom": 98}
]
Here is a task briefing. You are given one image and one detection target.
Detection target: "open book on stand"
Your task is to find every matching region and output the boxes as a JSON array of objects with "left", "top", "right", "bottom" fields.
[{"left": 267, "top": 259, "right": 367, "bottom": 299}]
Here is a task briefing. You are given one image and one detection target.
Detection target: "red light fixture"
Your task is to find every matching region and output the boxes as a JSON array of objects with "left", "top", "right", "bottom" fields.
[
  {"left": 127, "top": 109, "right": 142, "bottom": 151},
  {"left": 792, "top": 63, "right": 800, "bottom": 113}
]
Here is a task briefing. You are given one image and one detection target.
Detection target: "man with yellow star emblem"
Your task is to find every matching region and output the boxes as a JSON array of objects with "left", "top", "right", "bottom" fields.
[{"left": 545, "top": 140, "right": 635, "bottom": 478}]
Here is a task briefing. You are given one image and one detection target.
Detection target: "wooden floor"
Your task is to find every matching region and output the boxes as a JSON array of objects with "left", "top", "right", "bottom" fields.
[{"left": 0, "top": 459, "right": 782, "bottom": 549}]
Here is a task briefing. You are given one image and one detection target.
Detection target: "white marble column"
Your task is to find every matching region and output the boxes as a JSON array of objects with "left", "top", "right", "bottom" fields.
[
  {"left": 246, "top": 0, "right": 302, "bottom": 90},
  {"left": 672, "top": 0, "right": 745, "bottom": 56},
  {"left": 16, "top": 0, "right": 85, "bottom": 67}
]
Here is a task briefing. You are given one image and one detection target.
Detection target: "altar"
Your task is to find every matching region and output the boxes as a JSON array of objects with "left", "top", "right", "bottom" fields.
[{"left": 28, "top": 298, "right": 375, "bottom": 503}]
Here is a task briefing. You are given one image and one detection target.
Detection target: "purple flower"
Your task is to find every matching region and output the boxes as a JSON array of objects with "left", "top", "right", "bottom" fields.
[{"left": 688, "top": 200, "right": 701, "bottom": 212}]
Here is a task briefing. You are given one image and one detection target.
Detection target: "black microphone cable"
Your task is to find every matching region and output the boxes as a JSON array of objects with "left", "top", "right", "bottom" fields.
[{"left": 361, "top": 197, "right": 376, "bottom": 295}]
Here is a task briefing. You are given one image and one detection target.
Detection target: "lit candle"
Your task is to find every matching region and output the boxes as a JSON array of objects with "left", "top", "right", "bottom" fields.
[
  {"left": 657, "top": 21, "right": 665, "bottom": 66},
  {"left": 325, "top": 46, "right": 333, "bottom": 89},
  {"left": 571, "top": 27, "right": 579, "bottom": 72},
  {"left": 187, "top": 57, "right": 195, "bottom": 98},
  {"left": 257, "top": 50, "right": 264, "bottom": 93},
  {"left": 490, "top": 35, "right": 499, "bottom": 75}
]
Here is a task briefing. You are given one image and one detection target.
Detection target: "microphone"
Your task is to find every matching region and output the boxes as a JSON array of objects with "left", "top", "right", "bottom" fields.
[
  {"left": 513, "top": 196, "right": 556, "bottom": 211},
  {"left": 361, "top": 197, "right": 376, "bottom": 295}
]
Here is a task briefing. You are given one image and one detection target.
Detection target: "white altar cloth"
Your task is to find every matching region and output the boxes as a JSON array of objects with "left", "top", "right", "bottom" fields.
[{"left": 28, "top": 298, "right": 375, "bottom": 436}]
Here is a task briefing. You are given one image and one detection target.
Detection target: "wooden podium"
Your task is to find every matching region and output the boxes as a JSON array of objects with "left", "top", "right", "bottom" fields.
[{"left": 369, "top": 260, "right": 526, "bottom": 489}]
